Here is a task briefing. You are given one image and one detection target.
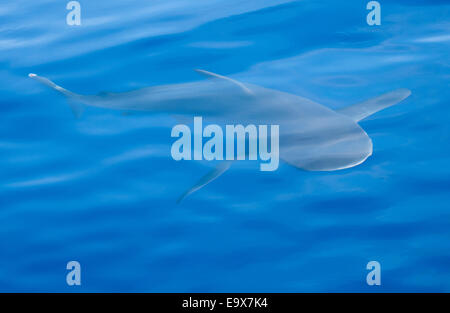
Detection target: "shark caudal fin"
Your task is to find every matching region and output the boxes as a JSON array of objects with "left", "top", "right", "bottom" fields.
[
  {"left": 337, "top": 89, "right": 411, "bottom": 122},
  {"left": 28, "top": 73, "right": 85, "bottom": 118}
]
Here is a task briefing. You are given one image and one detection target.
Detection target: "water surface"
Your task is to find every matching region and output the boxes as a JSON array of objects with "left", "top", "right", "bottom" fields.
[{"left": 0, "top": 0, "right": 449, "bottom": 292}]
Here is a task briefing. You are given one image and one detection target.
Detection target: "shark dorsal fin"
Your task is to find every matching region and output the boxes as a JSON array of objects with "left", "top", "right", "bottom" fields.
[{"left": 195, "top": 69, "right": 253, "bottom": 95}]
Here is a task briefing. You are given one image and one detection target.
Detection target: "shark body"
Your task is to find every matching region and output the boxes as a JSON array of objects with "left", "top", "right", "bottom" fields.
[{"left": 29, "top": 70, "right": 411, "bottom": 201}]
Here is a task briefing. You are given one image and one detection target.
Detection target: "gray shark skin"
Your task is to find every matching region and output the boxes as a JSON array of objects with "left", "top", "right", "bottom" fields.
[{"left": 29, "top": 71, "right": 411, "bottom": 201}]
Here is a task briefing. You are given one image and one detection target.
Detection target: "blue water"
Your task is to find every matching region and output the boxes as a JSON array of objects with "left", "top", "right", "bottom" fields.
[{"left": 1, "top": 0, "right": 449, "bottom": 292}]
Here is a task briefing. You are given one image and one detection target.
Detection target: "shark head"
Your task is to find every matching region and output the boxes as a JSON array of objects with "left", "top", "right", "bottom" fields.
[{"left": 280, "top": 116, "right": 373, "bottom": 171}]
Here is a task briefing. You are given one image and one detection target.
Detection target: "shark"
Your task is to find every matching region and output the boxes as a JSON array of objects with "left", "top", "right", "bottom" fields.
[{"left": 28, "top": 70, "right": 411, "bottom": 201}]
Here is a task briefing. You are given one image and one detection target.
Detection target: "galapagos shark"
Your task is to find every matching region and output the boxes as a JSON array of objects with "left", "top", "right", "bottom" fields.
[{"left": 29, "top": 70, "right": 411, "bottom": 201}]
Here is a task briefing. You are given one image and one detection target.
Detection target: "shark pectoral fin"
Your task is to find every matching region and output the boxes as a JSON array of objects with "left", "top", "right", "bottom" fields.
[
  {"left": 177, "top": 161, "right": 232, "bottom": 204},
  {"left": 337, "top": 89, "right": 411, "bottom": 122},
  {"left": 194, "top": 69, "right": 253, "bottom": 95}
]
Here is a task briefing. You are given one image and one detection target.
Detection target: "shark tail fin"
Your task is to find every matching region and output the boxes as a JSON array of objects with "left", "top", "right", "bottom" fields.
[
  {"left": 28, "top": 73, "right": 85, "bottom": 118},
  {"left": 338, "top": 89, "right": 411, "bottom": 122}
]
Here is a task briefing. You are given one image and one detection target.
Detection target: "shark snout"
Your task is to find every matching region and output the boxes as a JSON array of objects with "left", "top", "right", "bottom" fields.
[
  {"left": 280, "top": 121, "right": 373, "bottom": 171},
  {"left": 306, "top": 125, "right": 373, "bottom": 171}
]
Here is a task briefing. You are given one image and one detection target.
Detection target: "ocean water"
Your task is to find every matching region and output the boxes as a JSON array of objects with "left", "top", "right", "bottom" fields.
[{"left": 0, "top": 0, "right": 449, "bottom": 292}]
